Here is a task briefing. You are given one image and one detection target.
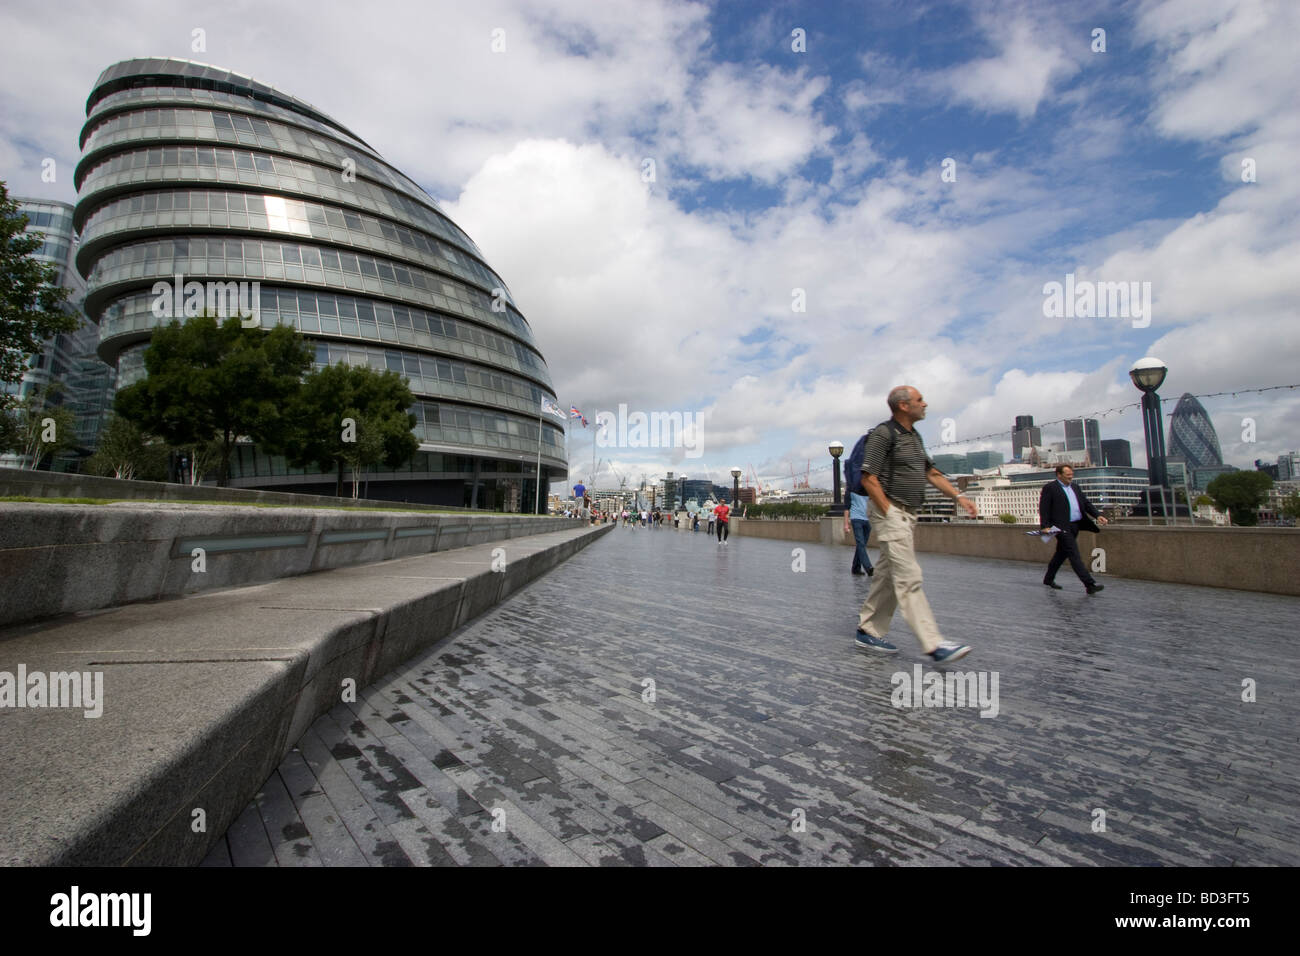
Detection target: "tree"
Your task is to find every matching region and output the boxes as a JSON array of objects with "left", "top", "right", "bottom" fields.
[
  {"left": 3, "top": 385, "right": 76, "bottom": 468},
  {"left": 280, "top": 362, "right": 418, "bottom": 497},
  {"left": 998, "top": 513, "right": 1017, "bottom": 524},
  {"left": 0, "top": 183, "right": 79, "bottom": 412},
  {"left": 83, "top": 415, "right": 169, "bottom": 481},
  {"left": 1193, "top": 494, "right": 1213, "bottom": 508},
  {"left": 1206, "top": 471, "right": 1272, "bottom": 526},
  {"left": 114, "top": 315, "right": 313, "bottom": 486},
  {"left": 1280, "top": 493, "right": 1300, "bottom": 522}
]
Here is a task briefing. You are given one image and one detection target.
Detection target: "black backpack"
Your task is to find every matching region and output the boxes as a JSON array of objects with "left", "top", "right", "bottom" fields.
[{"left": 844, "top": 420, "right": 902, "bottom": 498}]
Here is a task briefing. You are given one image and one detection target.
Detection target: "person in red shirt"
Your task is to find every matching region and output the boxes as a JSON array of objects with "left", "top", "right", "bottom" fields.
[{"left": 713, "top": 501, "right": 731, "bottom": 543}]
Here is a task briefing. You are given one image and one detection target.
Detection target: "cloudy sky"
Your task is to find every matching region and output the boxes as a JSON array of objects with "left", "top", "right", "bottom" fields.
[{"left": 2, "top": 0, "right": 1296, "bottom": 491}]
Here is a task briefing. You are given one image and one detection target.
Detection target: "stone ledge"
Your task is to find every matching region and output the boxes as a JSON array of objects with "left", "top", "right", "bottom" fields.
[
  {"left": 0, "top": 523, "right": 611, "bottom": 866},
  {"left": 0, "top": 502, "right": 582, "bottom": 627}
]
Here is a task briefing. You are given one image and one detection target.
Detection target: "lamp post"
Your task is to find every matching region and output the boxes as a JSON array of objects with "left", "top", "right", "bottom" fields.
[
  {"left": 679, "top": 474, "right": 688, "bottom": 519},
  {"left": 1130, "top": 357, "right": 1169, "bottom": 488},
  {"left": 730, "top": 466, "right": 742, "bottom": 510},
  {"left": 829, "top": 441, "right": 845, "bottom": 516}
]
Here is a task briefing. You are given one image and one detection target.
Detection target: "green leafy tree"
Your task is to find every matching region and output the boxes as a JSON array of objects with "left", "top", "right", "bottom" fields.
[
  {"left": 5, "top": 385, "right": 77, "bottom": 468},
  {"left": 0, "top": 183, "right": 79, "bottom": 413},
  {"left": 1193, "top": 494, "right": 1214, "bottom": 508},
  {"left": 1206, "top": 471, "right": 1273, "bottom": 526},
  {"left": 1280, "top": 493, "right": 1300, "bottom": 521},
  {"left": 998, "top": 513, "right": 1017, "bottom": 523},
  {"left": 280, "top": 362, "right": 418, "bottom": 497},
  {"left": 114, "top": 315, "right": 312, "bottom": 486},
  {"left": 83, "top": 415, "right": 169, "bottom": 481}
]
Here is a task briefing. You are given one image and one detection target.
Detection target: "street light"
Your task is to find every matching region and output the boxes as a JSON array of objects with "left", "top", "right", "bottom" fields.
[
  {"left": 1129, "top": 357, "right": 1169, "bottom": 489},
  {"left": 730, "top": 466, "right": 742, "bottom": 509},
  {"left": 829, "top": 440, "right": 845, "bottom": 516}
]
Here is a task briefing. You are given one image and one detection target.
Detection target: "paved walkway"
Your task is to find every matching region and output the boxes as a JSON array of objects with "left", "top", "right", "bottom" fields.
[{"left": 205, "top": 524, "right": 1300, "bottom": 866}]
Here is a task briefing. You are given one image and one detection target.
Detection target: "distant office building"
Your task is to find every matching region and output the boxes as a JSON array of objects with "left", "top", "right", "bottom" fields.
[
  {"left": 1191, "top": 464, "right": 1236, "bottom": 491},
  {"left": 1102, "top": 439, "right": 1132, "bottom": 467},
  {"left": 965, "top": 450, "right": 1004, "bottom": 470},
  {"left": 681, "top": 478, "right": 714, "bottom": 504},
  {"left": 1, "top": 198, "right": 116, "bottom": 470},
  {"left": 932, "top": 453, "right": 968, "bottom": 474},
  {"left": 1278, "top": 452, "right": 1300, "bottom": 482},
  {"left": 74, "top": 57, "right": 562, "bottom": 508},
  {"left": 1167, "top": 393, "right": 1223, "bottom": 471},
  {"left": 1012, "top": 415, "right": 1041, "bottom": 461},
  {"left": 1064, "top": 418, "right": 1101, "bottom": 466},
  {"left": 1003, "top": 466, "right": 1149, "bottom": 516},
  {"left": 1255, "top": 459, "right": 1279, "bottom": 479}
]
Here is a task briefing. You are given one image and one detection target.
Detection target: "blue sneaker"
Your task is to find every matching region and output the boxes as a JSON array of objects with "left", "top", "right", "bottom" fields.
[
  {"left": 855, "top": 630, "right": 898, "bottom": 654},
  {"left": 929, "top": 641, "right": 971, "bottom": 664}
]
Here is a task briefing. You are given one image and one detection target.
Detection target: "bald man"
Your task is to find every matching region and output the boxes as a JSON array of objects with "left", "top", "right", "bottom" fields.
[{"left": 853, "top": 386, "right": 977, "bottom": 664}]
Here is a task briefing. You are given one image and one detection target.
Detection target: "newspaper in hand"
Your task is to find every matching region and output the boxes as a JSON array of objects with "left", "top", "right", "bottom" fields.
[{"left": 1025, "top": 526, "right": 1063, "bottom": 543}]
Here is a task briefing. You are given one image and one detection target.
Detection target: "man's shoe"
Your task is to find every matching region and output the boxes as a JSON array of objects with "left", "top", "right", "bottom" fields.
[
  {"left": 851, "top": 569, "right": 866, "bottom": 576},
  {"left": 930, "top": 642, "right": 971, "bottom": 664},
  {"left": 1044, "top": 580, "right": 1063, "bottom": 590},
  {"left": 1086, "top": 583, "right": 1105, "bottom": 594},
  {"left": 866, "top": 567, "right": 874, "bottom": 577},
  {"left": 855, "top": 630, "right": 898, "bottom": 654}
]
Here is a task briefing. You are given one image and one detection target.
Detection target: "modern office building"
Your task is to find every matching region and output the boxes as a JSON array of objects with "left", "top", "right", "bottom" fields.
[
  {"left": 1101, "top": 439, "right": 1132, "bottom": 467},
  {"left": 1191, "top": 464, "right": 1236, "bottom": 491},
  {"left": 1278, "top": 452, "right": 1300, "bottom": 482},
  {"left": 932, "top": 453, "right": 967, "bottom": 475},
  {"left": 1063, "top": 418, "right": 1101, "bottom": 467},
  {"left": 1012, "top": 415, "right": 1041, "bottom": 461},
  {"left": 972, "top": 466, "right": 1151, "bottom": 520},
  {"left": 2, "top": 198, "right": 116, "bottom": 469},
  {"left": 965, "top": 450, "right": 1004, "bottom": 471},
  {"left": 73, "top": 57, "right": 564, "bottom": 509},
  {"left": 1167, "top": 393, "right": 1223, "bottom": 473}
]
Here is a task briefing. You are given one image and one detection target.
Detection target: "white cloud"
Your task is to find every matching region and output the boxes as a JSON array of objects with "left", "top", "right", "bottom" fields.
[{"left": 936, "top": 17, "right": 1080, "bottom": 119}]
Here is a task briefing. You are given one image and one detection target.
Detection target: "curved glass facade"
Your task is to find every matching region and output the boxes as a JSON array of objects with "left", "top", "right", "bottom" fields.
[
  {"left": 74, "top": 58, "right": 564, "bottom": 508},
  {"left": 1, "top": 199, "right": 116, "bottom": 470},
  {"left": 1168, "top": 393, "right": 1223, "bottom": 471}
]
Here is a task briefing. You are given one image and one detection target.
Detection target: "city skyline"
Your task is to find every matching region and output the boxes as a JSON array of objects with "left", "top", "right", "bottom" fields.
[{"left": 3, "top": 0, "right": 1297, "bottom": 491}]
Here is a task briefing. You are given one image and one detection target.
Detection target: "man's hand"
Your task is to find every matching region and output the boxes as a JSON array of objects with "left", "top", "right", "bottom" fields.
[
  {"left": 957, "top": 495, "right": 977, "bottom": 518},
  {"left": 1097, "top": 515, "right": 1109, "bottom": 526}
]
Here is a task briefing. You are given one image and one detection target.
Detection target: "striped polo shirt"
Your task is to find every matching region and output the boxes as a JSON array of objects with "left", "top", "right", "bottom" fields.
[{"left": 860, "top": 420, "right": 935, "bottom": 509}]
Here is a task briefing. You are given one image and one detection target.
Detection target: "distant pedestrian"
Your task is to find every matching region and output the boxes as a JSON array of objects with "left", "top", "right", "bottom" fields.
[
  {"left": 714, "top": 500, "right": 730, "bottom": 543},
  {"left": 842, "top": 485, "right": 874, "bottom": 577},
  {"left": 854, "top": 386, "right": 975, "bottom": 663},
  {"left": 1039, "top": 465, "right": 1108, "bottom": 593},
  {"left": 692, "top": 512, "right": 700, "bottom": 532}
]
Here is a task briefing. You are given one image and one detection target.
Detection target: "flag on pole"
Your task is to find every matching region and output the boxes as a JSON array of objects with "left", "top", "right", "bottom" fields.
[
  {"left": 540, "top": 398, "right": 566, "bottom": 420},
  {"left": 569, "top": 405, "right": 583, "bottom": 419}
]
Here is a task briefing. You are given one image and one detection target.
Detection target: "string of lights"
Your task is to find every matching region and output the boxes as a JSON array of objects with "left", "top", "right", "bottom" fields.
[{"left": 761, "top": 383, "right": 1300, "bottom": 488}]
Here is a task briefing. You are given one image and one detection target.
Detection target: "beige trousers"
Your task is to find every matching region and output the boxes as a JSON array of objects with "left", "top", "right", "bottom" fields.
[{"left": 857, "top": 501, "right": 944, "bottom": 653}]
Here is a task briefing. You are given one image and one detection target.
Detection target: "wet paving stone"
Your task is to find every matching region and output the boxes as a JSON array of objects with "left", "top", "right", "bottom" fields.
[{"left": 216, "top": 527, "right": 1300, "bottom": 865}]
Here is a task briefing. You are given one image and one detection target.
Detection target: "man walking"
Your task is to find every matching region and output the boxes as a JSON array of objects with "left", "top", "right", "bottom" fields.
[
  {"left": 1039, "top": 465, "right": 1108, "bottom": 593},
  {"left": 842, "top": 484, "right": 874, "bottom": 577},
  {"left": 854, "top": 386, "right": 977, "bottom": 663},
  {"left": 714, "top": 499, "right": 730, "bottom": 543}
]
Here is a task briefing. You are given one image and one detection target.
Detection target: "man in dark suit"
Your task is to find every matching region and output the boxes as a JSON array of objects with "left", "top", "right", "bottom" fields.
[{"left": 1039, "top": 465, "right": 1109, "bottom": 593}]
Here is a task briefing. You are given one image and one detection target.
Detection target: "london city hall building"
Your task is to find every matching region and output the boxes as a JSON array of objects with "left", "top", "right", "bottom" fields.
[{"left": 74, "top": 58, "right": 565, "bottom": 509}]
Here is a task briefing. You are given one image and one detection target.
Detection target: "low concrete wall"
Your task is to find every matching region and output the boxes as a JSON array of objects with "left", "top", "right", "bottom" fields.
[
  {"left": 0, "top": 502, "right": 582, "bottom": 627},
  {"left": 729, "top": 518, "right": 822, "bottom": 543},
  {"left": 733, "top": 517, "right": 1300, "bottom": 596},
  {"left": 0, "top": 466, "right": 468, "bottom": 511},
  {"left": 0, "top": 523, "right": 611, "bottom": 866},
  {"left": 909, "top": 522, "right": 1300, "bottom": 596}
]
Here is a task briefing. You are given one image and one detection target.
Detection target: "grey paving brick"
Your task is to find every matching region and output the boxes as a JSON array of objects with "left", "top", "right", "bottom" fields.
[{"left": 222, "top": 531, "right": 1300, "bottom": 866}]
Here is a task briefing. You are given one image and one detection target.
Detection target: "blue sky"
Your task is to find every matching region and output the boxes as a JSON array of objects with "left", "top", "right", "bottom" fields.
[{"left": 1, "top": 0, "right": 1296, "bottom": 491}]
